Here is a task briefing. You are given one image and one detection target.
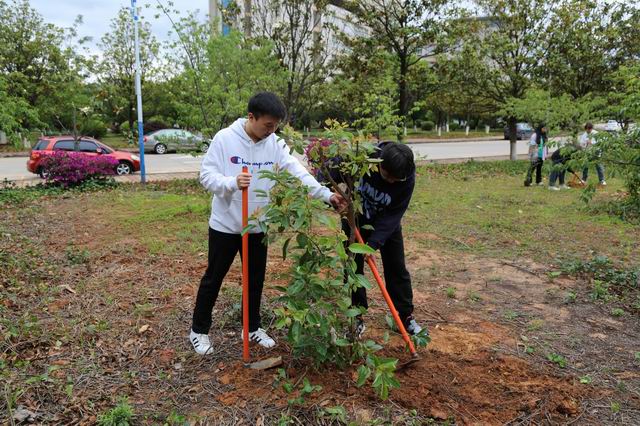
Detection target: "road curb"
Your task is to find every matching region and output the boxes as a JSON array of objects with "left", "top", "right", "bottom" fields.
[
  {"left": 0, "top": 151, "right": 29, "bottom": 158},
  {"left": 406, "top": 136, "right": 503, "bottom": 144}
]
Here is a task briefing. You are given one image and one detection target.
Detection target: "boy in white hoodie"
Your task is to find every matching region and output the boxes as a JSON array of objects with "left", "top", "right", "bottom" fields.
[{"left": 189, "top": 92, "right": 346, "bottom": 355}]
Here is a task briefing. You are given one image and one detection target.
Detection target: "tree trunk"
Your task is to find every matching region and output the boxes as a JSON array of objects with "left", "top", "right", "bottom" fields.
[
  {"left": 243, "top": 0, "right": 252, "bottom": 37},
  {"left": 399, "top": 57, "right": 409, "bottom": 118},
  {"left": 286, "top": 81, "right": 294, "bottom": 125},
  {"left": 508, "top": 117, "right": 518, "bottom": 161},
  {"left": 465, "top": 113, "right": 470, "bottom": 135}
]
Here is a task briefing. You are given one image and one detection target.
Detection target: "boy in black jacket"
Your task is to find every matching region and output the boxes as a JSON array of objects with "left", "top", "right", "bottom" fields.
[{"left": 342, "top": 142, "right": 424, "bottom": 338}]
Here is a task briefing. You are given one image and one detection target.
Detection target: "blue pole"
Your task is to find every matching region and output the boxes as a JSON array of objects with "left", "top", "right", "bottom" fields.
[
  {"left": 131, "top": 0, "right": 146, "bottom": 183},
  {"left": 221, "top": 0, "right": 231, "bottom": 35}
]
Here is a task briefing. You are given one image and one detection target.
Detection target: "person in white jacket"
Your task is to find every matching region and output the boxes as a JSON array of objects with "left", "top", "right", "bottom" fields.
[
  {"left": 578, "top": 122, "right": 606, "bottom": 185},
  {"left": 189, "top": 92, "right": 346, "bottom": 355}
]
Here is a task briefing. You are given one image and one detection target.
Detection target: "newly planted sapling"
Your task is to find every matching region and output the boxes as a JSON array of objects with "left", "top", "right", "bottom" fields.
[{"left": 253, "top": 122, "right": 406, "bottom": 399}]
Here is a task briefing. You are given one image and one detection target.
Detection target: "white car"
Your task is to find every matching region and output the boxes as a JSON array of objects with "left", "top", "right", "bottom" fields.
[{"left": 605, "top": 120, "right": 622, "bottom": 132}]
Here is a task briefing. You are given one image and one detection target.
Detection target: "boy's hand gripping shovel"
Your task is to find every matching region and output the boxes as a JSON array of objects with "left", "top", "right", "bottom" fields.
[
  {"left": 241, "top": 166, "right": 282, "bottom": 370},
  {"left": 353, "top": 228, "right": 420, "bottom": 369}
]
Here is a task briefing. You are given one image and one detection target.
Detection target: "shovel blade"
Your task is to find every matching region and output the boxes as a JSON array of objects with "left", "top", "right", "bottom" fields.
[{"left": 247, "top": 356, "right": 283, "bottom": 370}]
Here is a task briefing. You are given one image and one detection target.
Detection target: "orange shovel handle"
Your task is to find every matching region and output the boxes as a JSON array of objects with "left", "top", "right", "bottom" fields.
[
  {"left": 242, "top": 166, "right": 250, "bottom": 362},
  {"left": 353, "top": 228, "right": 417, "bottom": 356}
]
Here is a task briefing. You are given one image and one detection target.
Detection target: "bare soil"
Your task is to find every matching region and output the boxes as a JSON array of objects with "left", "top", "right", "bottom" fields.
[{"left": 1, "top": 192, "right": 639, "bottom": 425}]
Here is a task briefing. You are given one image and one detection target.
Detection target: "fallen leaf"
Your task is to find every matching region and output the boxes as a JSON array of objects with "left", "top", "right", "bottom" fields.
[
  {"left": 256, "top": 415, "right": 265, "bottom": 426},
  {"left": 429, "top": 407, "right": 448, "bottom": 420},
  {"left": 218, "top": 374, "right": 232, "bottom": 385},
  {"left": 59, "top": 284, "right": 76, "bottom": 294},
  {"left": 138, "top": 324, "right": 150, "bottom": 334},
  {"left": 13, "top": 406, "right": 37, "bottom": 422},
  {"left": 158, "top": 349, "right": 175, "bottom": 364},
  {"left": 217, "top": 392, "right": 238, "bottom": 406}
]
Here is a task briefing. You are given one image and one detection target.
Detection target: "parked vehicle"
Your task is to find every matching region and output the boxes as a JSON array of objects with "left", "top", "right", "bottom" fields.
[
  {"left": 27, "top": 136, "right": 140, "bottom": 178},
  {"left": 605, "top": 120, "right": 622, "bottom": 132},
  {"left": 503, "top": 122, "right": 534, "bottom": 140},
  {"left": 143, "top": 129, "right": 210, "bottom": 154}
]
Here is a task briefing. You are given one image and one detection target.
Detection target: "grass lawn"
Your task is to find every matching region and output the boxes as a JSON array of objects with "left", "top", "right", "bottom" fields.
[
  {"left": 405, "top": 161, "right": 639, "bottom": 265},
  {"left": 1, "top": 161, "right": 638, "bottom": 424}
]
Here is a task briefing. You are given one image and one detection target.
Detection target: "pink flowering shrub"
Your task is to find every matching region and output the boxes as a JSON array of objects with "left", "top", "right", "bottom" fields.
[
  {"left": 40, "top": 151, "right": 119, "bottom": 187},
  {"left": 304, "top": 137, "right": 336, "bottom": 174}
]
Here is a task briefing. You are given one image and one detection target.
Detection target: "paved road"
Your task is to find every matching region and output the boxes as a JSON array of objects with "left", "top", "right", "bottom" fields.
[{"left": 0, "top": 138, "right": 533, "bottom": 183}]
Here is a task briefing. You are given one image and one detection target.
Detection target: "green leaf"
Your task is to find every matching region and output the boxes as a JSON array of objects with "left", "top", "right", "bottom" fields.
[
  {"left": 240, "top": 224, "right": 254, "bottom": 236},
  {"left": 282, "top": 238, "right": 291, "bottom": 260},
  {"left": 296, "top": 233, "right": 308, "bottom": 248},
  {"left": 348, "top": 243, "right": 375, "bottom": 255},
  {"left": 356, "top": 365, "right": 371, "bottom": 387},
  {"left": 335, "top": 338, "right": 351, "bottom": 347},
  {"left": 345, "top": 308, "right": 362, "bottom": 317}
]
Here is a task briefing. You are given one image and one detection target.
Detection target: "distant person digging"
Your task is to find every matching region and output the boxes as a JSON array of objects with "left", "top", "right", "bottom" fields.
[{"left": 548, "top": 144, "right": 581, "bottom": 191}]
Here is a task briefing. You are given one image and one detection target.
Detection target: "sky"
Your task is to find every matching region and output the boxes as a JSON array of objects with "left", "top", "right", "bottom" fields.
[{"left": 29, "top": 0, "right": 209, "bottom": 53}]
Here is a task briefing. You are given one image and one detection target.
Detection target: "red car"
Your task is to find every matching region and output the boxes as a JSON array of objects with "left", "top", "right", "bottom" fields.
[{"left": 27, "top": 136, "right": 141, "bottom": 178}]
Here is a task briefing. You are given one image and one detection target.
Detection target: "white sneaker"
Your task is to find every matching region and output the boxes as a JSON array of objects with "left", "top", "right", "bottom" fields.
[
  {"left": 190, "top": 330, "right": 214, "bottom": 355},
  {"left": 537, "top": 182, "right": 544, "bottom": 186},
  {"left": 404, "top": 316, "right": 426, "bottom": 336},
  {"left": 559, "top": 184, "right": 570, "bottom": 190},
  {"left": 548, "top": 186, "right": 560, "bottom": 191},
  {"left": 600, "top": 180, "right": 607, "bottom": 186},
  {"left": 243, "top": 328, "right": 276, "bottom": 348}
]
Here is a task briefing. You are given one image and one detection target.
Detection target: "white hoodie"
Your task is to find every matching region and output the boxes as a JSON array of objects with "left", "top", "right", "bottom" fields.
[
  {"left": 578, "top": 129, "right": 598, "bottom": 149},
  {"left": 200, "top": 118, "right": 333, "bottom": 233}
]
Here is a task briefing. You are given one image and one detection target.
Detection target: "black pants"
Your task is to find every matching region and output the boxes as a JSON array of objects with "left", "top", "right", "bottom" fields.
[
  {"left": 525, "top": 158, "right": 544, "bottom": 185},
  {"left": 191, "top": 228, "right": 268, "bottom": 334},
  {"left": 549, "top": 160, "right": 572, "bottom": 186},
  {"left": 344, "top": 223, "right": 414, "bottom": 320}
]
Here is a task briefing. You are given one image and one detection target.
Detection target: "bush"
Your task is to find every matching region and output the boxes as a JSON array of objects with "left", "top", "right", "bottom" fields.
[
  {"left": 39, "top": 151, "right": 119, "bottom": 187},
  {"left": 570, "top": 129, "right": 640, "bottom": 221},
  {"left": 421, "top": 121, "right": 434, "bottom": 131},
  {"left": 119, "top": 121, "right": 131, "bottom": 135},
  {"left": 80, "top": 118, "right": 107, "bottom": 139},
  {"left": 449, "top": 122, "right": 461, "bottom": 131}
]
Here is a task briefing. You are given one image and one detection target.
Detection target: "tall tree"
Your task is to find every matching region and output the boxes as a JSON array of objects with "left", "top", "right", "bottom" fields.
[
  {"left": 168, "top": 26, "right": 286, "bottom": 133},
  {"left": 466, "top": 0, "right": 553, "bottom": 160},
  {"left": 0, "top": 0, "right": 87, "bottom": 130},
  {"left": 544, "top": 0, "right": 639, "bottom": 99},
  {"left": 0, "top": 75, "right": 41, "bottom": 141},
  {"left": 250, "top": 0, "right": 334, "bottom": 125},
  {"left": 347, "top": 0, "right": 453, "bottom": 128},
  {"left": 97, "top": 7, "right": 159, "bottom": 132},
  {"left": 427, "top": 44, "right": 497, "bottom": 134}
]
